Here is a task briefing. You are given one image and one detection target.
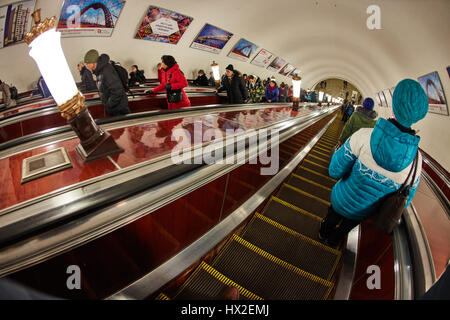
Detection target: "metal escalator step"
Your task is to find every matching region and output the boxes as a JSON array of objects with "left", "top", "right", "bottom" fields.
[
  {"left": 302, "top": 159, "right": 330, "bottom": 176},
  {"left": 313, "top": 145, "right": 333, "bottom": 154},
  {"left": 212, "top": 235, "right": 333, "bottom": 300},
  {"left": 295, "top": 166, "right": 336, "bottom": 189},
  {"left": 287, "top": 174, "right": 331, "bottom": 202},
  {"left": 310, "top": 149, "right": 332, "bottom": 160},
  {"left": 240, "top": 213, "right": 341, "bottom": 280},
  {"left": 174, "top": 261, "right": 262, "bottom": 300},
  {"left": 306, "top": 154, "right": 330, "bottom": 167},
  {"left": 262, "top": 197, "right": 323, "bottom": 241},
  {"left": 276, "top": 184, "right": 329, "bottom": 218},
  {"left": 155, "top": 293, "right": 171, "bottom": 300}
]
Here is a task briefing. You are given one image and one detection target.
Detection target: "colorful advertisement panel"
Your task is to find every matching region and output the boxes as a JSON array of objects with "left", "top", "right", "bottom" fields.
[
  {"left": 0, "top": 0, "right": 36, "bottom": 49},
  {"left": 418, "top": 71, "right": 449, "bottom": 116},
  {"left": 250, "top": 49, "right": 274, "bottom": 68},
  {"left": 57, "top": 0, "right": 126, "bottom": 38},
  {"left": 227, "top": 38, "right": 258, "bottom": 62},
  {"left": 135, "top": 6, "right": 193, "bottom": 45},
  {"left": 190, "top": 23, "right": 233, "bottom": 54},
  {"left": 267, "top": 57, "right": 286, "bottom": 72},
  {"left": 279, "top": 63, "right": 295, "bottom": 76},
  {"left": 288, "top": 68, "right": 301, "bottom": 79}
]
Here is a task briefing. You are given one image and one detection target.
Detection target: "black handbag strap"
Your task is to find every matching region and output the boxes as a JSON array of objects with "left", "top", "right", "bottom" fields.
[{"left": 399, "top": 151, "right": 419, "bottom": 193}]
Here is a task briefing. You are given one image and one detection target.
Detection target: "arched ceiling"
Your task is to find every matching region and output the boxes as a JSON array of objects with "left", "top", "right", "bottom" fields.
[{"left": 161, "top": 0, "right": 449, "bottom": 97}]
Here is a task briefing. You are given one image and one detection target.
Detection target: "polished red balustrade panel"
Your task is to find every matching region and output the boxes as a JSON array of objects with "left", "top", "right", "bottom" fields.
[
  {"left": 0, "top": 138, "right": 118, "bottom": 211},
  {"left": 0, "top": 122, "right": 22, "bottom": 144},
  {"left": 349, "top": 220, "right": 395, "bottom": 300}
]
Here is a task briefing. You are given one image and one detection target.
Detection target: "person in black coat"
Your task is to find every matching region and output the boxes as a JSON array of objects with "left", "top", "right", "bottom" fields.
[
  {"left": 78, "top": 62, "right": 97, "bottom": 92},
  {"left": 193, "top": 70, "right": 209, "bottom": 86},
  {"left": 84, "top": 50, "right": 130, "bottom": 116},
  {"left": 216, "top": 64, "right": 249, "bottom": 104},
  {"left": 129, "top": 65, "right": 146, "bottom": 87}
]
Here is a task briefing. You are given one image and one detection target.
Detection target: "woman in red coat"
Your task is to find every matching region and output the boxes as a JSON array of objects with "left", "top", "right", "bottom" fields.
[{"left": 149, "top": 56, "right": 191, "bottom": 109}]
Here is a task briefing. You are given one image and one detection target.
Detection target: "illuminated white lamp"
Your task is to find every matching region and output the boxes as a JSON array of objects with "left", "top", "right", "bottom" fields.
[
  {"left": 319, "top": 91, "right": 324, "bottom": 102},
  {"left": 25, "top": 10, "right": 123, "bottom": 162},
  {"left": 291, "top": 74, "right": 302, "bottom": 109},
  {"left": 211, "top": 61, "right": 221, "bottom": 88}
]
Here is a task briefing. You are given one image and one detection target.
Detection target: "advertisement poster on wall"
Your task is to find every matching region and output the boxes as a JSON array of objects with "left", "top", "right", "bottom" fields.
[
  {"left": 288, "top": 68, "right": 301, "bottom": 79},
  {"left": 0, "top": 0, "right": 36, "bottom": 49},
  {"left": 227, "top": 38, "right": 258, "bottom": 62},
  {"left": 190, "top": 23, "right": 233, "bottom": 54},
  {"left": 383, "top": 89, "right": 392, "bottom": 108},
  {"left": 279, "top": 63, "right": 295, "bottom": 77},
  {"left": 267, "top": 57, "right": 286, "bottom": 72},
  {"left": 57, "top": 0, "right": 126, "bottom": 38},
  {"left": 250, "top": 49, "right": 274, "bottom": 68},
  {"left": 418, "top": 71, "right": 449, "bottom": 116},
  {"left": 135, "top": 6, "right": 193, "bottom": 45},
  {"left": 375, "top": 92, "right": 383, "bottom": 107}
]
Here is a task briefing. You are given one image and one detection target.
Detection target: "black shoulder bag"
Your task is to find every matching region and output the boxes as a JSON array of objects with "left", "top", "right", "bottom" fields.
[
  {"left": 166, "top": 73, "right": 182, "bottom": 103},
  {"left": 375, "top": 152, "right": 419, "bottom": 235}
]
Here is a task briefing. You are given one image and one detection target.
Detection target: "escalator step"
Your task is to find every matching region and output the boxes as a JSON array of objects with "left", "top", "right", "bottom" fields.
[
  {"left": 287, "top": 174, "right": 331, "bottom": 202},
  {"left": 295, "top": 166, "right": 336, "bottom": 189},
  {"left": 306, "top": 154, "right": 330, "bottom": 167},
  {"left": 276, "top": 184, "right": 330, "bottom": 218},
  {"left": 174, "top": 261, "right": 261, "bottom": 300},
  {"left": 302, "top": 159, "right": 330, "bottom": 176},
  {"left": 155, "top": 293, "right": 171, "bottom": 300},
  {"left": 310, "top": 149, "right": 332, "bottom": 160},
  {"left": 262, "top": 197, "right": 323, "bottom": 241},
  {"left": 240, "top": 213, "right": 341, "bottom": 280},
  {"left": 212, "top": 235, "right": 333, "bottom": 300},
  {"left": 313, "top": 145, "right": 334, "bottom": 154}
]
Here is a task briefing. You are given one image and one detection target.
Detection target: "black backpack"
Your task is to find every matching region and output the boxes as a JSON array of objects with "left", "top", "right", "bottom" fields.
[
  {"left": 9, "top": 86, "right": 18, "bottom": 100},
  {"left": 110, "top": 61, "right": 129, "bottom": 92}
]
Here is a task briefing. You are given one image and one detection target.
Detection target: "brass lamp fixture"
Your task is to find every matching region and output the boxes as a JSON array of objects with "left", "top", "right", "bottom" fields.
[
  {"left": 291, "top": 75, "right": 302, "bottom": 110},
  {"left": 25, "top": 10, "right": 123, "bottom": 162},
  {"left": 211, "top": 61, "right": 221, "bottom": 88}
]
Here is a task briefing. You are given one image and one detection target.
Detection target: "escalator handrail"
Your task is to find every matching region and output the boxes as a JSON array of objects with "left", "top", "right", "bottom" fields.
[{"left": 0, "top": 107, "right": 338, "bottom": 278}]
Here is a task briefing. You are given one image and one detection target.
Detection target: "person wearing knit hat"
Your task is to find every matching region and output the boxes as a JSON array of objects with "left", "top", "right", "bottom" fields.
[
  {"left": 84, "top": 49, "right": 99, "bottom": 72},
  {"left": 216, "top": 64, "right": 249, "bottom": 104},
  {"left": 392, "top": 78, "right": 429, "bottom": 128},
  {"left": 338, "top": 97, "right": 378, "bottom": 144},
  {"left": 319, "top": 78, "right": 427, "bottom": 247}
]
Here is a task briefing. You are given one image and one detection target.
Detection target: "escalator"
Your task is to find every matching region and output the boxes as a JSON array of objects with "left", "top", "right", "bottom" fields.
[{"left": 156, "top": 115, "right": 345, "bottom": 300}]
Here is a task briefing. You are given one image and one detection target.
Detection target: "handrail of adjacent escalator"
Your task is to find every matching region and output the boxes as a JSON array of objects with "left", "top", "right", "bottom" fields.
[{"left": 0, "top": 106, "right": 339, "bottom": 278}]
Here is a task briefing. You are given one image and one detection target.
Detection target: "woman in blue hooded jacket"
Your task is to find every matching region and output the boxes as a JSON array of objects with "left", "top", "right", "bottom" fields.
[
  {"left": 319, "top": 79, "right": 429, "bottom": 246},
  {"left": 265, "top": 80, "right": 279, "bottom": 103}
]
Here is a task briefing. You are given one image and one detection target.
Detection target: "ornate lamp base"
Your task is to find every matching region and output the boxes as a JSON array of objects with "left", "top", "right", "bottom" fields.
[{"left": 69, "top": 106, "right": 124, "bottom": 162}]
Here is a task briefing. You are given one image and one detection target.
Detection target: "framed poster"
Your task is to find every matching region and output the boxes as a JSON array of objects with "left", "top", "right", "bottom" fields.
[
  {"left": 190, "top": 23, "right": 233, "bottom": 54},
  {"left": 135, "top": 6, "right": 192, "bottom": 44},
  {"left": 267, "top": 57, "right": 286, "bottom": 72},
  {"left": 57, "top": 0, "right": 126, "bottom": 38},
  {"left": 279, "top": 63, "right": 295, "bottom": 76},
  {"left": 418, "top": 71, "right": 449, "bottom": 116},
  {"left": 383, "top": 89, "right": 392, "bottom": 108},
  {"left": 250, "top": 49, "right": 274, "bottom": 68},
  {"left": 0, "top": 0, "right": 36, "bottom": 49},
  {"left": 288, "top": 68, "right": 301, "bottom": 79},
  {"left": 227, "top": 38, "right": 258, "bottom": 62}
]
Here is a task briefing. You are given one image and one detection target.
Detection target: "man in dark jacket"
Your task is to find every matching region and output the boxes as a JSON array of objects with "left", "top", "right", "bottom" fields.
[
  {"left": 129, "top": 65, "right": 146, "bottom": 87},
  {"left": 84, "top": 49, "right": 130, "bottom": 116},
  {"left": 193, "top": 70, "right": 209, "bottom": 86},
  {"left": 216, "top": 64, "right": 249, "bottom": 104},
  {"left": 78, "top": 62, "right": 97, "bottom": 92}
]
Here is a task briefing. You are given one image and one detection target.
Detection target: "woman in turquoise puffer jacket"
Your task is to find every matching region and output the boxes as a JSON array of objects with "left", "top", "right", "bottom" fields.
[{"left": 319, "top": 79, "right": 429, "bottom": 246}]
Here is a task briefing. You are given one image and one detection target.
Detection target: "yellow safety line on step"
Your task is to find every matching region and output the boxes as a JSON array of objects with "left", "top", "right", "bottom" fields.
[
  {"left": 311, "top": 149, "right": 331, "bottom": 159},
  {"left": 201, "top": 262, "right": 263, "bottom": 300},
  {"left": 155, "top": 293, "right": 171, "bottom": 300},
  {"left": 254, "top": 213, "right": 341, "bottom": 255},
  {"left": 283, "top": 183, "right": 331, "bottom": 206},
  {"left": 268, "top": 196, "right": 323, "bottom": 221},
  {"left": 307, "top": 154, "right": 330, "bottom": 164},
  {"left": 291, "top": 173, "right": 332, "bottom": 191},
  {"left": 313, "top": 145, "right": 333, "bottom": 154},
  {"left": 298, "top": 166, "right": 338, "bottom": 182},
  {"left": 317, "top": 142, "right": 334, "bottom": 150},
  {"left": 318, "top": 139, "right": 335, "bottom": 146},
  {"left": 231, "top": 235, "right": 333, "bottom": 289},
  {"left": 304, "top": 159, "right": 330, "bottom": 170}
]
